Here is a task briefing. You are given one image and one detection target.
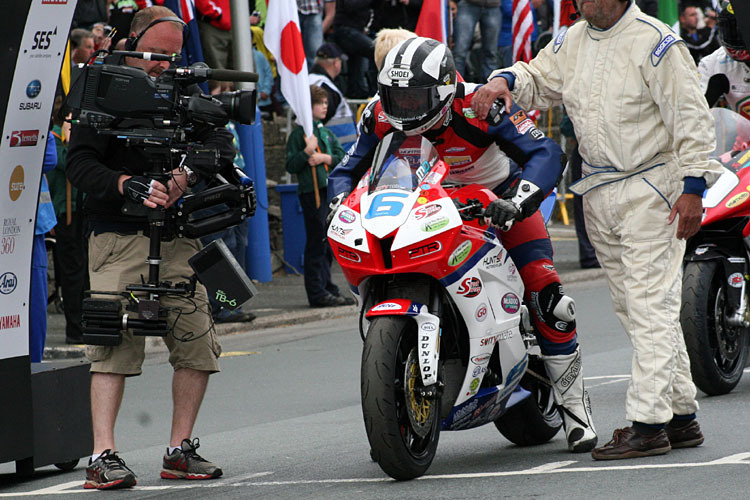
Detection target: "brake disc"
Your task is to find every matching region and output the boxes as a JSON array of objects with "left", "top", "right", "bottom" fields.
[{"left": 404, "top": 347, "right": 436, "bottom": 438}]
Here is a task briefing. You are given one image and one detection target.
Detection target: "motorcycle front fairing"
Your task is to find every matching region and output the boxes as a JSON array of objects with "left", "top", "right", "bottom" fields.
[{"left": 328, "top": 133, "right": 531, "bottom": 426}]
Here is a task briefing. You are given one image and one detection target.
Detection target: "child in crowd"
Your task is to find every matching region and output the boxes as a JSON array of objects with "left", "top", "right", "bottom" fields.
[{"left": 285, "top": 85, "right": 354, "bottom": 308}]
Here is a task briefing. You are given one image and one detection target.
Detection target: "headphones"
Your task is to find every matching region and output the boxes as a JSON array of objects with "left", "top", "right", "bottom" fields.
[{"left": 124, "top": 15, "right": 188, "bottom": 52}]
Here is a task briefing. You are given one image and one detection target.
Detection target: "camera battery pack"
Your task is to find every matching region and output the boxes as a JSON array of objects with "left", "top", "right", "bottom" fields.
[
  {"left": 82, "top": 298, "right": 123, "bottom": 346},
  {"left": 188, "top": 239, "right": 256, "bottom": 310}
]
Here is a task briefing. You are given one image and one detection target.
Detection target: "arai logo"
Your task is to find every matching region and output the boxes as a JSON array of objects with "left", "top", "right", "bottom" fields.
[{"left": 0, "top": 272, "right": 18, "bottom": 294}]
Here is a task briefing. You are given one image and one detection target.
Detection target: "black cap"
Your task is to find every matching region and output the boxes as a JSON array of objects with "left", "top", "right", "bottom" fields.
[{"left": 316, "top": 42, "right": 347, "bottom": 61}]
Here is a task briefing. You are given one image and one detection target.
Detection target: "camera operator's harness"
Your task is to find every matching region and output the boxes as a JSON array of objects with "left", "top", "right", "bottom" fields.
[{"left": 65, "top": 50, "right": 259, "bottom": 345}]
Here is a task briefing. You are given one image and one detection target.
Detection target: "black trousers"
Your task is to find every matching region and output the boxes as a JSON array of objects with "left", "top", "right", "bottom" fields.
[
  {"left": 299, "top": 188, "right": 339, "bottom": 304},
  {"left": 569, "top": 145, "right": 599, "bottom": 268},
  {"left": 53, "top": 211, "right": 89, "bottom": 339}
]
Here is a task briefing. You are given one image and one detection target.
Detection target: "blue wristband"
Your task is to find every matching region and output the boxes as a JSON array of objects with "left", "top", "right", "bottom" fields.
[{"left": 683, "top": 176, "right": 706, "bottom": 195}]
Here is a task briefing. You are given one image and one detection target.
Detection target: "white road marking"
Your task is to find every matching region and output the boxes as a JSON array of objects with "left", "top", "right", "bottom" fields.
[
  {"left": 526, "top": 461, "right": 578, "bottom": 472},
  {"left": 3, "top": 455, "right": 749, "bottom": 496}
]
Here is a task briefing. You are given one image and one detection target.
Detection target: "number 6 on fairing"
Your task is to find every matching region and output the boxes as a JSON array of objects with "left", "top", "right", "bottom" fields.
[{"left": 364, "top": 192, "right": 409, "bottom": 219}]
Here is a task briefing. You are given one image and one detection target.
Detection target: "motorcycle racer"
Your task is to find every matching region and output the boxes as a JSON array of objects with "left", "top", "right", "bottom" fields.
[
  {"left": 327, "top": 37, "right": 598, "bottom": 453},
  {"left": 699, "top": 3, "right": 750, "bottom": 118}
]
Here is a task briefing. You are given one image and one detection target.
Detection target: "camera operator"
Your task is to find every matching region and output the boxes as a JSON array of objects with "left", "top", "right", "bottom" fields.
[{"left": 66, "top": 6, "right": 234, "bottom": 490}]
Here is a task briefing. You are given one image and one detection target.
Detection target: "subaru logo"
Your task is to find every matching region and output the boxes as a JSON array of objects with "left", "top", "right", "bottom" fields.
[{"left": 26, "top": 80, "right": 42, "bottom": 99}]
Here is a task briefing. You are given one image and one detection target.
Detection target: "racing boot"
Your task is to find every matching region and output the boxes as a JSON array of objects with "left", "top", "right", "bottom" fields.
[{"left": 542, "top": 346, "right": 598, "bottom": 452}]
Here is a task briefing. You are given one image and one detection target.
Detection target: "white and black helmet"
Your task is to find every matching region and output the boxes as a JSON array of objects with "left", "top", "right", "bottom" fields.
[{"left": 377, "top": 37, "right": 456, "bottom": 136}]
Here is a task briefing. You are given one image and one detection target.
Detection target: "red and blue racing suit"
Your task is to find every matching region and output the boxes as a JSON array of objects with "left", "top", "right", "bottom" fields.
[{"left": 328, "top": 82, "right": 577, "bottom": 355}]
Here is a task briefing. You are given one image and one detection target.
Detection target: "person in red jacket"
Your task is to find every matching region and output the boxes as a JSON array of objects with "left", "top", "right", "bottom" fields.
[{"left": 195, "top": 0, "right": 233, "bottom": 74}]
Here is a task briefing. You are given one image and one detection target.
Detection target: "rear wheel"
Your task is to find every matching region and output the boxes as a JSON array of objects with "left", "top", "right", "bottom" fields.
[
  {"left": 361, "top": 316, "right": 440, "bottom": 480},
  {"left": 681, "top": 260, "right": 749, "bottom": 395},
  {"left": 494, "top": 356, "right": 562, "bottom": 446}
]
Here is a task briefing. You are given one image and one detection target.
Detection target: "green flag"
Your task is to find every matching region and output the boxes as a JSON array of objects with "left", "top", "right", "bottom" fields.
[{"left": 658, "top": 0, "right": 679, "bottom": 27}]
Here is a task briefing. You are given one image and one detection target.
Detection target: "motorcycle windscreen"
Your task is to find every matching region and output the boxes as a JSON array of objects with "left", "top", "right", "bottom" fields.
[
  {"left": 711, "top": 107, "right": 750, "bottom": 159},
  {"left": 368, "top": 132, "right": 439, "bottom": 194}
]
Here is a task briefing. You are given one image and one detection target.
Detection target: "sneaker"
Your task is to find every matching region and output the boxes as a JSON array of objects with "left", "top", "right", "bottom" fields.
[
  {"left": 591, "top": 427, "right": 671, "bottom": 460},
  {"left": 666, "top": 419, "right": 704, "bottom": 449},
  {"left": 161, "top": 438, "right": 223, "bottom": 480},
  {"left": 84, "top": 450, "right": 137, "bottom": 490}
]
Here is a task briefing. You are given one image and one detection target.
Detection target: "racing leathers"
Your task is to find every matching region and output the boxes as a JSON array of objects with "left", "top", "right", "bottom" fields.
[
  {"left": 699, "top": 46, "right": 750, "bottom": 119},
  {"left": 490, "top": 1, "right": 724, "bottom": 426},
  {"left": 328, "top": 82, "right": 575, "bottom": 356}
]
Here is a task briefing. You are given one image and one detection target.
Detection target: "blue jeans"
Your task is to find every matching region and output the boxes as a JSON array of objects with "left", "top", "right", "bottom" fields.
[
  {"left": 299, "top": 11, "right": 323, "bottom": 69},
  {"left": 453, "top": 3, "right": 502, "bottom": 81}
]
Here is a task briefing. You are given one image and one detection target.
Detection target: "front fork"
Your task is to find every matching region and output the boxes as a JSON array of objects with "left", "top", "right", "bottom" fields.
[{"left": 725, "top": 256, "right": 750, "bottom": 328}]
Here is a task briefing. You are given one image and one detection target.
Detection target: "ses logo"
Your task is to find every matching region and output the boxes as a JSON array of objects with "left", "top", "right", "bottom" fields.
[
  {"left": 0, "top": 272, "right": 18, "bottom": 295},
  {"left": 20, "top": 80, "right": 42, "bottom": 111},
  {"left": 9, "top": 130, "right": 39, "bottom": 147},
  {"left": 30, "top": 27, "right": 58, "bottom": 53},
  {"left": 457, "top": 277, "right": 482, "bottom": 298}
]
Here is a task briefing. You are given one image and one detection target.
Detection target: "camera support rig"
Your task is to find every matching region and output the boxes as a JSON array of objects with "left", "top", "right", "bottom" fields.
[{"left": 72, "top": 50, "right": 259, "bottom": 345}]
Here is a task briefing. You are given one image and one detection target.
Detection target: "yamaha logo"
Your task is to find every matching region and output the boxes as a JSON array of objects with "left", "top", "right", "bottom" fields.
[{"left": 388, "top": 67, "right": 413, "bottom": 80}]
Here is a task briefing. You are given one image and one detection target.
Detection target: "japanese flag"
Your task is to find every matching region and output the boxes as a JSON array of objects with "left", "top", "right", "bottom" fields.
[{"left": 265, "top": 0, "right": 313, "bottom": 137}]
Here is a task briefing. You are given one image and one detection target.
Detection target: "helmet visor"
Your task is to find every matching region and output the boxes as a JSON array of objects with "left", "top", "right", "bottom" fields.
[{"left": 380, "top": 86, "right": 440, "bottom": 124}]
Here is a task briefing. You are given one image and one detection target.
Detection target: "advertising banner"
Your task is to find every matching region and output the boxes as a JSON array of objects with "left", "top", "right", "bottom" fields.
[{"left": 0, "top": 0, "right": 76, "bottom": 360}]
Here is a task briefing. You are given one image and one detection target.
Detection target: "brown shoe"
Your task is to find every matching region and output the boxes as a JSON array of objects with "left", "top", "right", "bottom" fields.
[
  {"left": 666, "top": 419, "right": 704, "bottom": 449},
  {"left": 591, "top": 427, "right": 671, "bottom": 460}
]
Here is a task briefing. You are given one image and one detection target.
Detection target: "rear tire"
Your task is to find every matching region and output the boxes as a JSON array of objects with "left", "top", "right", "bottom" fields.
[
  {"left": 361, "top": 316, "right": 440, "bottom": 480},
  {"left": 494, "top": 356, "right": 562, "bottom": 446},
  {"left": 681, "top": 260, "right": 749, "bottom": 395}
]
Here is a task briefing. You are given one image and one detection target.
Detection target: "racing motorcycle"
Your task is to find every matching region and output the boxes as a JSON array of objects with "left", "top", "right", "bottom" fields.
[
  {"left": 681, "top": 108, "right": 750, "bottom": 395},
  {"left": 327, "top": 133, "right": 561, "bottom": 481}
]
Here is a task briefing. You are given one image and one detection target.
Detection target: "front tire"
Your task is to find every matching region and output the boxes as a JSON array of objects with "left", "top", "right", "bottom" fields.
[
  {"left": 681, "top": 260, "right": 749, "bottom": 395},
  {"left": 361, "top": 316, "right": 440, "bottom": 480},
  {"left": 494, "top": 356, "right": 562, "bottom": 446}
]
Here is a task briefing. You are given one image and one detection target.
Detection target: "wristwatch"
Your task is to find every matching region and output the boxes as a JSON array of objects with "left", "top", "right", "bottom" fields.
[{"left": 182, "top": 165, "right": 198, "bottom": 187}]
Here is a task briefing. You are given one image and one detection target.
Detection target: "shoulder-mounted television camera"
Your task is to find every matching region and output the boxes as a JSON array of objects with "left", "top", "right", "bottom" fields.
[{"left": 66, "top": 51, "right": 260, "bottom": 345}]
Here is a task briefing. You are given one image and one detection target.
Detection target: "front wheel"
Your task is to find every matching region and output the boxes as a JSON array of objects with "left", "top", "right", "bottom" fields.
[
  {"left": 494, "top": 356, "right": 562, "bottom": 445},
  {"left": 361, "top": 316, "right": 440, "bottom": 480},
  {"left": 681, "top": 260, "right": 749, "bottom": 395}
]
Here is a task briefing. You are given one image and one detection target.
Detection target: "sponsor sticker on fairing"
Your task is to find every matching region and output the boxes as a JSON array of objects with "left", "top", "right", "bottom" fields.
[
  {"left": 371, "top": 302, "right": 402, "bottom": 312},
  {"left": 338, "top": 210, "right": 356, "bottom": 223},
  {"left": 501, "top": 293, "right": 520, "bottom": 314},
  {"left": 414, "top": 203, "right": 442, "bottom": 220},
  {"left": 457, "top": 277, "right": 482, "bottom": 297},
  {"left": 475, "top": 303, "right": 488, "bottom": 322},
  {"left": 448, "top": 240, "right": 472, "bottom": 266}
]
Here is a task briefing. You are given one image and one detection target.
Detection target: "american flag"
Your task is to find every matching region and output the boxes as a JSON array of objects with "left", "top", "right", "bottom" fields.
[{"left": 512, "top": 0, "right": 534, "bottom": 63}]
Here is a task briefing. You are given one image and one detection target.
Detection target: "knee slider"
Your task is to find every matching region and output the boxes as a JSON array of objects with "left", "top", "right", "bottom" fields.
[{"left": 530, "top": 282, "right": 576, "bottom": 333}]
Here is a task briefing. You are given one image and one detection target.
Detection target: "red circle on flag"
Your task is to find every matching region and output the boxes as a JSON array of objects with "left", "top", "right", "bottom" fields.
[{"left": 280, "top": 21, "right": 305, "bottom": 74}]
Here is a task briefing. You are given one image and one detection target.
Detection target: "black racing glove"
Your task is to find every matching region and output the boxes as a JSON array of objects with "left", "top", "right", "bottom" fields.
[
  {"left": 485, "top": 198, "right": 521, "bottom": 231},
  {"left": 122, "top": 176, "right": 157, "bottom": 204},
  {"left": 485, "top": 179, "right": 545, "bottom": 231},
  {"left": 326, "top": 191, "right": 350, "bottom": 228}
]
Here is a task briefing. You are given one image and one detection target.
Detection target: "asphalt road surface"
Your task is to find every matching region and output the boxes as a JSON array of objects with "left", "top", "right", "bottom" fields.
[{"left": 2, "top": 279, "right": 749, "bottom": 499}]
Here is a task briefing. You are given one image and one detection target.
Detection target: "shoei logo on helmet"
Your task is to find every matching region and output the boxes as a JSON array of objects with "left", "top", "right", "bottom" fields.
[{"left": 388, "top": 67, "right": 413, "bottom": 80}]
